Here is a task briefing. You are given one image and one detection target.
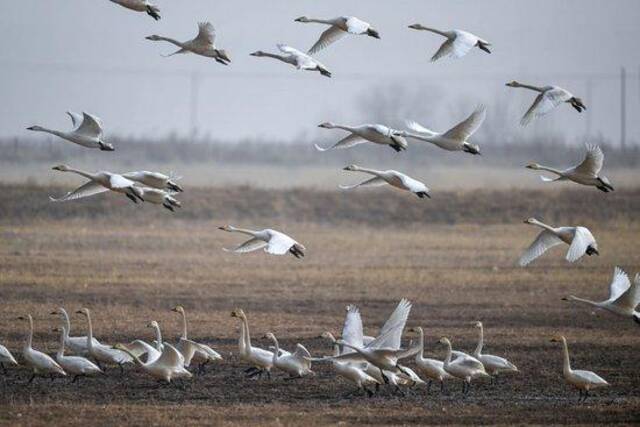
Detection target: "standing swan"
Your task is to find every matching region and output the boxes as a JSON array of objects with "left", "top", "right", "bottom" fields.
[
  {"left": 109, "top": 0, "right": 160, "bottom": 20},
  {"left": 218, "top": 226, "right": 305, "bottom": 258},
  {"left": 506, "top": 81, "right": 586, "bottom": 126},
  {"left": 0, "top": 342, "right": 18, "bottom": 373},
  {"left": 53, "top": 327, "right": 102, "bottom": 383},
  {"left": 250, "top": 45, "right": 331, "bottom": 77},
  {"left": 408, "top": 25, "right": 490, "bottom": 61},
  {"left": 472, "top": 322, "right": 518, "bottom": 380},
  {"left": 230, "top": 309, "right": 275, "bottom": 379},
  {"left": 171, "top": 305, "right": 222, "bottom": 372},
  {"left": 406, "top": 327, "right": 452, "bottom": 393},
  {"left": 50, "top": 164, "right": 144, "bottom": 204},
  {"left": 519, "top": 218, "right": 598, "bottom": 267},
  {"left": 340, "top": 164, "right": 430, "bottom": 199},
  {"left": 27, "top": 111, "right": 114, "bottom": 151},
  {"left": 439, "top": 337, "right": 489, "bottom": 396},
  {"left": 526, "top": 144, "right": 614, "bottom": 192},
  {"left": 294, "top": 16, "right": 380, "bottom": 54},
  {"left": 50, "top": 307, "right": 102, "bottom": 355},
  {"left": 114, "top": 342, "right": 192, "bottom": 383},
  {"left": 146, "top": 22, "right": 231, "bottom": 65},
  {"left": 403, "top": 105, "right": 485, "bottom": 155},
  {"left": 550, "top": 335, "right": 609, "bottom": 402},
  {"left": 75, "top": 308, "right": 132, "bottom": 372},
  {"left": 563, "top": 267, "right": 640, "bottom": 324},
  {"left": 264, "top": 333, "right": 314, "bottom": 378},
  {"left": 315, "top": 122, "right": 408, "bottom": 153},
  {"left": 18, "top": 315, "right": 66, "bottom": 383}
]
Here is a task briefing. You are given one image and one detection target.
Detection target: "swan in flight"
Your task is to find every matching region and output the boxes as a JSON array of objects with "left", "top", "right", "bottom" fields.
[
  {"left": 251, "top": 45, "right": 331, "bottom": 77},
  {"left": 139, "top": 188, "right": 182, "bottom": 212},
  {"left": 231, "top": 309, "right": 275, "bottom": 379},
  {"left": 526, "top": 144, "right": 614, "bottom": 192},
  {"left": 50, "top": 164, "right": 145, "bottom": 204},
  {"left": 408, "top": 24, "right": 490, "bottom": 62},
  {"left": 264, "top": 333, "right": 314, "bottom": 378},
  {"left": 506, "top": 81, "right": 586, "bottom": 126},
  {"left": 472, "top": 322, "right": 518, "bottom": 380},
  {"left": 294, "top": 16, "right": 380, "bottom": 54},
  {"left": 171, "top": 305, "right": 222, "bottom": 373},
  {"left": 340, "top": 165, "right": 430, "bottom": 199},
  {"left": 563, "top": 267, "right": 640, "bottom": 325},
  {"left": 53, "top": 327, "right": 102, "bottom": 382},
  {"left": 109, "top": 0, "right": 160, "bottom": 20},
  {"left": 0, "top": 342, "right": 18, "bottom": 373},
  {"left": 406, "top": 327, "right": 452, "bottom": 393},
  {"left": 27, "top": 111, "right": 114, "bottom": 151},
  {"left": 146, "top": 22, "right": 230, "bottom": 65},
  {"left": 122, "top": 171, "right": 183, "bottom": 193},
  {"left": 18, "top": 315, "right": 66, "bottom": 383},
  {"left": 218, "top": 225, "right": 305, "bottom": 258},
  {"left": 115, "top": 342, "right": 192, "bottom": 383},
  {"left": 439, "top": 337, "right": 490, "bottom": 396},
  {"left": 75, "top": 308, "right": 132, "bottom": 372},
  {"left": 519, "top": 218, "right": 598, "bottom": 267},
  {"left": 315, "top": 122, "right": 408, "bottom": 153},
  {"left": 403, "top": 105, "right": 485, "bottom": 155},
  {"left": 50, "top": 307, "right": 102, "bottom": 355},
  {"left": 550, "top": 335, "right": 609, "bottom": 402}
]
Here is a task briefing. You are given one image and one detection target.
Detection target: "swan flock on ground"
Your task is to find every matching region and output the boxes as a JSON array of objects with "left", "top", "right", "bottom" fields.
[{"left": 5, "top": 0, "right": 635, "bottom": 408}]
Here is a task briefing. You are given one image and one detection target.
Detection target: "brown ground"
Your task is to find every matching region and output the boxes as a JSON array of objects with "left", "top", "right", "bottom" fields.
[{"left": 0, "top": 185, "right": 639, "bottom": 426}]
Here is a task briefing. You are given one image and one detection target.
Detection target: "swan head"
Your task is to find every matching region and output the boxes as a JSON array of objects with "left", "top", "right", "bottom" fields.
[
  {"left": 343, "top": 164, "right": 360, "bottom": 172},
  {"left": 230, "top": 308, "right": 246, "bottom": 319},
  {"left": 147, "top": 320, "right": 159, "bottom": 329},
  {"left": 171, "top": 305, "right": 185, "bottom": 314},
  {"left": 319, "top": 331, "right": 336, "bottom": 342},
  {"left": 145, "top": 35, "right": 162, "bottom": 41},
  {"left": 408, "top": 24, "right": 425, "bottom": 30},
  {"left": 250, "top": 51, "right": 266, "bottom": 57},
  {"left": 407, "top": 327, "right": 423, "bottom": 335},
  {"left": 549, "top": 335, "right": 565, "bottom": 343},
  {"left": 113, "top": 343, "right": 129, "bottom": 352},
  {"left": 218, "top": 225, "right": 235, "bottom": 232},
  {"left": 98, "top": 141, "right": 115, "bottom": 152},
  {"left": 366, "top": 27, "right": 380, "bottom": 39},
  {"left": 463, "top": 142, "right": 481, "bottom": 155},
  {"left": 505, "top": 80, "right": 521, "bottom": 88},
  {"left": 523, "top": 217, "right": 539, "bottom": 225},
  {"left": 472, "top": 321, "right": 483, "bottom": 329},
  {"left": 437, "top": 336, "right": 450, "bottom": 346},
  {"left": 26, "top": 125, "right": 46, "bottom": 132},
  {"left": 263, "top": 332, "right": 276, "bottom": 341},
  {"left": 50, "top": 307, "right": 65, "bottom": 316},
  {"left": 569, "top": 97, "right": 586, "bottom": 112},
  {"left": 525, "top": 162, "right": 541, "bottom": 170},
  {"left": 294, "top": 16, "right": 310, "bottom": 23},
  {"left": 76, "top": 308, "right": 90, "bottom": 317},
  {"left": 52, "top": 164, "right": 71, "bottom": 172},
  {"left": 17, "top": 315, "right": 30, "bottom": 321},
  {"left": 318, "top": 122, "right": 336, "bottom": 129}
]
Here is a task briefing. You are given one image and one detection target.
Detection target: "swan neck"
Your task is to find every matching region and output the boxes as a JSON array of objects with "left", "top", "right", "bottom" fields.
[
  {"left": 354, "top": 166, "right": 381, "bottom": 176},
  {"left": 154, "top": 325, "right": 163, "bottom": 350},
  {"left": 306, "top": 18, "right": 335, "bottom": 25},
  {"left": 61, "top": 310, "right": 71, "bottom": 338},
  {"left": 180, "top": 311, "right": 188, "bottom": 339},
  {"left": 270, "top": 336, "right": 279, "bottom": 363},
  {"left": 120, "top": 347, "right": 145, "bottom": 367},
  {"left": 26, "top": 316, "right": 34, "bottom": 350},
  {"left": 241, "top": 316, "right": 252, "bottom": 348},
  {"left": 474, "top": 326, "right": 484, "bottom": 356},
  {"left": 260, "top": 52, "right": 287, "bottom": 62},
  {"left": 561, "top": 338, "right": 571, "bottom": 373},
  {"left": 57, "top": 328, "right": 66, "bottom": 358},
  {"left": 567, "top": 295, "right": 600, "bottom": 307},
  {"left": 443, "top": 341, "right": 452, "bottom": 365},
  {"left": 157, "top": 36, "right": 184, "bottom": 48},
  {"left": 65, "top": 167, "right": 96, "bottom": 181},
  {"left": 531, "top": 219, "right": 554, "bottom": 233},
  {"left": 232, "top": 227, "right": 258, "bottom": 237},
  {"left": 85, "top": 312, "right": 94, "bottom": 350},
  {"left": 516, "top": 83, "right": 544, "bottom": 92},
  {"left": 537, "top": 165, "right": 564, "bottom": 175},
  {"left": 419, "top": 26, "right": 449, "bottom": 37}
]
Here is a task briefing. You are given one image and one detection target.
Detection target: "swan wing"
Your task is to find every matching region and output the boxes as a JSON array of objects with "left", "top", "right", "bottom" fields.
[
  {"left": 293, "top": 343, "right": 312, "bottom": 360},
  {"left": 315, "top": 133, "right": 367, "bottom": 152},
  {"left": 370, "top": 299, "right": 411, "bottom": 350},
  {"left": 405, "top": 120, "right": 438, "bottom": 137},
  {"left": 66, "top": 111, "right": 84, "bottom": 130},
  {"left": 449, "top": 31, "right": 478, "bottom": 58},
  {"left": 49, "top": 181, "right": 109, "bottom": 202},
  {"left": 265, "top": 231, "right": 298, "bottom": 255},
  {"left": 308, "top": 25, "right": 345, "bottom": 55},
  {"left": 520, "top": 91, "right": 565, "bottom": 126},
  {"left": 194, "top": 22, "right": 215, "bottom": 46},
  {"left": 566, "top": 227, "right": 595, "bottom": 263},
  {"left": 606, "top": 266, "right": 631, "bottom": 302},
  {"left": 277, "top": 44, "right": 315, "bottom": 69},
  {"left": 612, "top": 271, "right": 640, "bottom": 311},
  {"left": 442, "top": 105, "right": 486, "bottom": 141},
  {"left": 156, "top": 343, "right": 183, "bottom": 368},
  {"left": 109, "top": 174, "right": 137, "bottom": 189},
  {"left": 223, "top": 237, "right": 268, "bottom": 254},
  {"left": 518, "top": 230, "right": 563, "bottom": 267},
  {"left": 342, "top": 304, "right": 365, "bottom": 350},
  {"left": 574, "top": 144, "right": 604, "bottom": 176},
  {"left": 345, "top": 17, "right": 369, "bottom": 34},
  {"left": 430, "top": 38, "right": 456, "bottom": 62},
  {"left": 339, "top": 176, "right": 387, "bottom": 190},
  {"left": 573, "top": 369, "right": 608, "bottom": 386},
  {"left": 393, "top": 172, "right": 426, "bottom": 193},
  {"left": 75, "top": 112, "right": 104, "bottom": 137},
  {"left": 0, "top": 345, "right": 17, "bottom": 364}
]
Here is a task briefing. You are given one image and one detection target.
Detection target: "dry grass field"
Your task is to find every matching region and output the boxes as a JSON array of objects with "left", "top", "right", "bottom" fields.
[{"left": 1, "top": 185, "right": 639, "bottom": 425}]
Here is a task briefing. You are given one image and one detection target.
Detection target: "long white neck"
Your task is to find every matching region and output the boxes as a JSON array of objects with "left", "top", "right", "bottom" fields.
[
  {"left": 330, "top": 124, "right": 358, "bottom": 133},
  {"left": 237, "top": 319, "right": 246, "bottom": 354},
  {"left": 530, "top": 219, "right": 556, "bottom": 233},
  {"left": 180, "top": 311, "right": 188, "bottom": 339},
  {"left": 303, "top": 18, "right": 336, "bottom": 25},
  {"left": 566, "top": 295, "right": 602, "bottom": 308},
  {"left": 535, "top": 165, "right": 565, "bottom": 176},
  {"left": 57, "top": 328, "right": 66, "bottom": 358},
  {"left": 61, "top": 309, "right": 71, "bottom": 339},
  {"left": 119, "top": 347, "right": 146, "bottom": 368},
  {"left": 153, "top": 325, "right": 163, "bottom": 351},
  {"left": 259, "top": 52, "right": 289, "bottom": 63},
  {"left": 270, "top": 336, "right": 280, "bottom": 364},
  {"left": 30, "top": 126, "right": 67, "bottom": 139},
  {"left": 443, "top": 340, "right": 452, "bottom": 366},
  {"left": 513, "top": 82, "right": 545, "bottom": 92},
  {"left": 229, "top": 227, "right": 259, "bottom": 237},
  {"left": 415, "top": 328, "right": 425, "bottom": 362},
  {"left": 63, "top": 167, "right": 97, "bottom": 181},
  {"left": 25, "top": 316, "right": 34, "bottom": 351},
  {"left": 474, "top": 325, "right": 484, "bottom": 356},
  {"left": 560, "top": 338, "right": 572, "bottom": 374},
  {"left": 85, "top": 312, "right": 94, "bottom": 351},
  {"left": 351, "top": 166, "right": 384, "bottom": 177},
  {"left": 241, "top": 315, "right": 252, "bottom": 348},
  {"left": 155, "top": 36, "right": 186, "bottom": 49},
  {"left": 416, "top": 26, "right": 450, "bottom": 38}
]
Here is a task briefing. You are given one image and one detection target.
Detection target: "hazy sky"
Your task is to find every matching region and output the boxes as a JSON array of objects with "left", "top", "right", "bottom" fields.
[{"left": 1, "top": 0, "right": 639, "bottom": 143}]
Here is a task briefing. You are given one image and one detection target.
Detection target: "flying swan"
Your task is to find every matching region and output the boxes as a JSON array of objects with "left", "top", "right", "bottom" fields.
[
  {"left": 251, "top": 45, "right": 331, "bottom": 77},
  {"left": 506, "top": 81, "right": 586, "bottom": 126},
  {"left": 408, "top": 24, "right": 490, "bottom": 61},
  {"left": 294, "top": 16, "right": 380, "bottom": 54},
  {"left": 27, "top": 111, "right": 114, "bottom": 151},
  {"left": 109, "top": 0, "right": 160, "bottom": 20},
  {"left": 340, "top": 165, "right": 430, "bottom": 198},
  {"left": 146, "top": 22, "right": 230, "bottom": 65},
  {"left": 218, "top": 225, "right": 305, "bottom": 258},
  {"left": 315, "top": 123, "right": 408, "bottom": 153}
]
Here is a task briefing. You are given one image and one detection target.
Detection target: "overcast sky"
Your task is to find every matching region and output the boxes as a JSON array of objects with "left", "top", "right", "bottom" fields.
[{"left": 1, "top": 0, "right": 639, "bottom": 144}]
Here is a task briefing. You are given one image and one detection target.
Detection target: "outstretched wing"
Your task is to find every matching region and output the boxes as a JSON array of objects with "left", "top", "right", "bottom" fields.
[
  {"left": 405, "top": 120, "right": 438, "bottom": 137},
  {"left": 607, "top": 266, "right": 631, "bottom": 302},
  {"left": 442, "top": 105, "right": 486, "bottom": 141},
  {"left": 194, "top": 22, "right": 215, "bottom": 46},
  {"left": 314, "top": 134, "right": 367, "bottom": 152},
  {"left": 339, "top": 176, "right": 387, "bottom": 190},
  {"left": 520, "top": 91, "right": 566, "bottom": 126},
  {"left": 615, "top": 274, "right": 640, "bottom": 312},
  {"left": 66, "top": 111, "right": 84, "bottom": 129},
  {"left": 518, "top": 230, "right": 563, "bottom": 267},
  {"left": 49, "top": 181, "right": 109, "bottom": 202},
  {"left": 431, "top": 38, "right": 455, "bottom": 62},
  {"left": 223, "top": 237, "right": 268, "bottom": 253},
  {"left": 277, "top": 44, "right": 315, "bottom": 68},
  {"left": 109, "top": 174, "right": 136, "bottom": 189},
  {"left": 574, "top": 144, "right": 604, "bottom": 176},
  {"left": 76, "top": 112, "right": 104, "bottom": 137},
  {"left": 566, "top": 227, "right": 595, "bottom": 263},
  {"left": 293, "top": 343, "right": 312, "bottom": 360},
  {"left": 342, "top": 305, "right": 365, "bottom": 351},
  {"left": 308, "top": 25, "right": 345, "bottom": 55},
  {"left": 370, "top": 299, "right": 412, "bottom": 350},
  {"left": 156, "top": 343, "right": 183, "bottom": 368}
]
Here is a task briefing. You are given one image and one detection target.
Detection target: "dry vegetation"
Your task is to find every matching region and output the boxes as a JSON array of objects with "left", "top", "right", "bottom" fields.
[{"left": 1, "top": 185, "right": 639, "bottom": 425}]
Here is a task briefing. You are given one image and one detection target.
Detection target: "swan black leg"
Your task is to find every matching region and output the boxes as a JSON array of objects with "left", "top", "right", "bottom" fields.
[
  {"left": 27, "top": 373, "right": 36, "bottom": 384},
  {"left": 72, "top": 375, "right": 80, "bottom": 384},
  {"left": 163, "top": 203, "right": 175, "bottom": 212},
  {"left": 119, "top": 364, "right": 125, "bottom": 375},
  {"left": 126, "top": 193, "right": 138, "bottom": 204},
  {"left": 0, "top": 363, "right": 5, "bottom": 374},
  {"left": 441, "top": 380, "right": 446, "bottom": 393},
  {"left": 426, "top": 379, "right": 432, "bottom": 394}
]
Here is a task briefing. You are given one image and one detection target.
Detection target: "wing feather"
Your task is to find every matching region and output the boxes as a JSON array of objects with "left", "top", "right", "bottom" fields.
[
  {"left": 49, "top": 181, "right": 109, "bottom": 202},
  {"left": 314, "top": 133, "right": 367, "bottom": 152},
  {"left": 308, "top": 25, "right": 345, "bottom": 55},
  {"left": 566, "top": 227, "right": 595, "bottom": 263},
  {"left": 518, "top": 230, "right": 563, "bottom": 266},
  {"left": 223, "top": 237, "right": 267, "bottom": 254},
  {"left": 442, "top": 105, "right": 486, "bottom": 141},
  {"left": 574, "top": 144, "right": 604, "bottom": 176}
]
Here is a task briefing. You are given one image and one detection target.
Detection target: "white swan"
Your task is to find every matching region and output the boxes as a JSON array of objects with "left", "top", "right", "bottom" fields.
[
  {"left": 406, "top": 327, "right": 452, "bottom": 393},
  {"left": 506, "top": 81, "right": 586, "bottom": 126},
  {"left": 127, "top": 320, "right": 166, "bottom": 364},
  {"left": 250, "top": 45, "right": 331, "bottom": 77},
  {"left": 50, "top": 307, "right": 102, "bottom": 355},
  {"left": 519, "top": 218, "right": 598, "bottom": 267},
  {"left": 472, "top": 322, "right": 518, "bottom": 379},
  {"left": 264, "top": 333, "right": 314, "bottom": 378},
  {"left": 0, "top": 342, "right": 18, "bottom": 373},
  {"left": 295, "top": 16, "right": 380, "bottom": 54},
  {"left": 526, "top": 144, "right": 614, "bottom": 192},
  {"left": 171, "top": 305, "right": 222, "bottom": 372},
  {"left": 109, "top": 0, "right": 160, "bottom": 20},
  {"left": 27, "top": 111, "right": 114, "bottom": 151},
  {"left": 408, "top": 24, "right": 490, "bottom": 61},
  {"left": 231, "top": 308, "right": 275, "bottom": 378},
  {"left": 122, "top": 171, "right": 183, "bottom": 193},
  {"left": 50, "top": 164, "right": 144, "bottom": 204},
  {"left": 218, "top": 225, "right": 305, "bottom": 258},
  {"left": 340, "top": 164, "right": 430, "bottom": 199},
  {"left": 550, "top": 335, "right": 609, "bottom": 402},
  {"left": 75, "top": 308, "right": 132, "bottom": 372},
  {"left": 403, "top": 105, "right": 485, "bottom": 155},
  {"left": 563, "top": 267, "right": 640, "bottom": 324},
  {"left": 438, "top": 337, "right": 490, "bottom": 396},
  {"left": 18, "top": 315, "right": 66, "bottom": 382},
  {"left": 146, "top": 22, "right": 230, "bottom": 65},
  {"left": 139, "top": 188, "right": 182, "bottom": 212},
  {"left": 315, "top": 122, "right": 408, "bottom": 153},
  {"left": 115, "top": 342, "right": 192, "bottom": 383},
  {"left": 53, "top": 326, "right": 102, "bottom": 382}
]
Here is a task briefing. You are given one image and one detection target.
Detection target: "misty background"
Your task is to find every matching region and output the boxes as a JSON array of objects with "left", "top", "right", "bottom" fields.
[{"left": 1, "top": 0, "right": 639, "bottom": 189}]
